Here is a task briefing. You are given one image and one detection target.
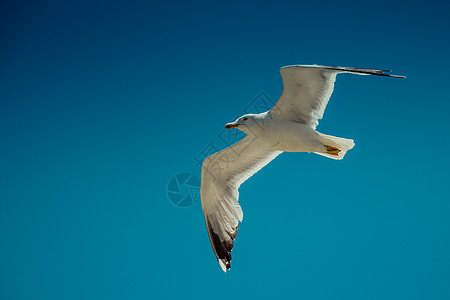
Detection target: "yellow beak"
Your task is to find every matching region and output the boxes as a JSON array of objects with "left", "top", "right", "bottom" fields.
[{"left": 225, "top": 123, "right": 239, "bottom": 129}]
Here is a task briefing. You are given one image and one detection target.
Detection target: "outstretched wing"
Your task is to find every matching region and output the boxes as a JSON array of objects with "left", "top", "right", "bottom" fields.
[
  {"left": 271, "top": 65, "right": 405, "bottom": 129},
  {"left": 201, "top": 136, "right": 282, "bottom": 272}
]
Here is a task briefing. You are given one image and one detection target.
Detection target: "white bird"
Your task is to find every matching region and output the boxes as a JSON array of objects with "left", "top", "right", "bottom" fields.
[{"left": 200, "top": 65, "right": 404, "bottom": 272}]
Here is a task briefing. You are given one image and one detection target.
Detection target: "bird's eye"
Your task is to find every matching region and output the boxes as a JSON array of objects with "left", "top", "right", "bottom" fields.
[{"left": 242, "top": 117, "right": 248, "bottom": 121}]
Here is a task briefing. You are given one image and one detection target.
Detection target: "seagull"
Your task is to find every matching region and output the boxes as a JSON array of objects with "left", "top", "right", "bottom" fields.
[{"left": 200, "top": 65, "right": 404, "bottom": 272}]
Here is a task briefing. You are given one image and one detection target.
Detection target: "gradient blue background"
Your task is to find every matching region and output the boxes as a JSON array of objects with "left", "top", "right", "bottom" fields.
[{"left": 1, "top": 0, "right": 450, "bottom": 299}]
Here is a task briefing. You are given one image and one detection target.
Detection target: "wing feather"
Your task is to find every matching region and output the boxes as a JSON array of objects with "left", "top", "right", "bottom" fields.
[
  {"left": 271, "top": 65, "right": 405, "bottom": 128},
  {"left": 201, "top": 136, "right": 282, "bottom": 272}
]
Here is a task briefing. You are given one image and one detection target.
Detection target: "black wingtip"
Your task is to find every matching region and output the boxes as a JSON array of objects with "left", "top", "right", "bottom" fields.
[
  {"left": 207, "top": 220, "right": 233, "bottom": 271},
  {"left": 376, "top": 73, "right": 406, "bottom": 78},
  {"left": 206, "top": 218, "right": 241, "bottom": 273}
]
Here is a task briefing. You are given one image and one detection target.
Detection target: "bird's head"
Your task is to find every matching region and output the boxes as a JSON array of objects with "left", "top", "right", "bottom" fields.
[{"left": 225, "top": 114, "right": 258, "bottom": 133}]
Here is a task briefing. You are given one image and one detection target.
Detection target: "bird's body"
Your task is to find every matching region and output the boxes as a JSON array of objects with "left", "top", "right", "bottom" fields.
[
  {"left": 235, "top": 111, "right": 336, "bottom": 154},
  {"left": 200, "top": 65, "right": 404, "bottom": 272}
]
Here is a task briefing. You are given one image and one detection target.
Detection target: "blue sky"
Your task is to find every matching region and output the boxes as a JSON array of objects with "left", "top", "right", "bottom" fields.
[{"left": 1, "top": 0, "right": 450, "bottom": 299}]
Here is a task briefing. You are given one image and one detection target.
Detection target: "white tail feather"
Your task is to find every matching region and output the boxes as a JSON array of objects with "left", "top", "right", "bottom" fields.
[{"left": 314, "top": 133, "right": 355, "bottom": 160}]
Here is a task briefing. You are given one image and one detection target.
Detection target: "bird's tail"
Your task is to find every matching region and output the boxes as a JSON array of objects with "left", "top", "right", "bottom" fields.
[{"left": 314, "top": 133, "right": 355, "bottom": 160}]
